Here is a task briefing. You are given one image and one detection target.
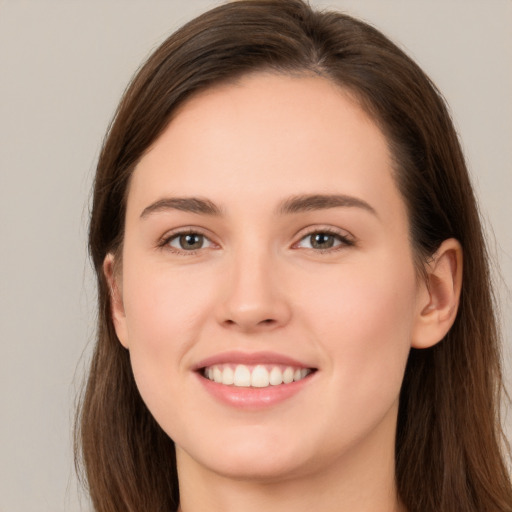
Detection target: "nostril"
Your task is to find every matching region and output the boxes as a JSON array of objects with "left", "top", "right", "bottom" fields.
[
  {"left": 221, "top": 317, "right": 280, "bottom": 332},
  {"left": 223, "top": 317, "right": 276, "bottom": 328}
]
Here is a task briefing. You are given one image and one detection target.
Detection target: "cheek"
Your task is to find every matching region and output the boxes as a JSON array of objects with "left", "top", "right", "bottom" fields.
[
  {"left": 306, "top": 253, "right": 416, "bottom": 329},
  {"left": 122, "top": 260, "right": 213, "bottom": 349},
  {"left": 119, "top": 261, "right": 217, "bottom": 406},
  {"left": 302, "top": 255, "right": 417, "bottom": 396}
]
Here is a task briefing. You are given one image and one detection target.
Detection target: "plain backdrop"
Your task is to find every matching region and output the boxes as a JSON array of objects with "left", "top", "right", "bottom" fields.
[{"left": 0, "top": 1, "right": 510, "bottom": 511}]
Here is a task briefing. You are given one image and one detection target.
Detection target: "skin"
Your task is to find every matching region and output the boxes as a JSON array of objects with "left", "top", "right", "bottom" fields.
[{"left": 106, "top": 72, "right": 462, "bottom": 512}]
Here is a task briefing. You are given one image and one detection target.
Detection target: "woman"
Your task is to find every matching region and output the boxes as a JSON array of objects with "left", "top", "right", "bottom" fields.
[{"left": 75, "top": 1, "right": 512, "bottom": 510}]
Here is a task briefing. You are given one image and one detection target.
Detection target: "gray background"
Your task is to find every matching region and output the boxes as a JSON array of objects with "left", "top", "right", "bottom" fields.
[{"left": 0, "top": 1, "right": 510, "bottom": 511}]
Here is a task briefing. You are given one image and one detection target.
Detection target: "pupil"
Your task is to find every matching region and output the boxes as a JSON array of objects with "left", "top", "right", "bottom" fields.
[
  {"left": 311, "top": 233, "right": 334, "bottom": 249},
  {"left": 180, "top": 234, "right": 203, "bottom": 250}
]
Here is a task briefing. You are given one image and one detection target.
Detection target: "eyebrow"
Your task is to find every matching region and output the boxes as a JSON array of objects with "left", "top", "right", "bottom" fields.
[
  {"left": 140, "top": 193, "right": 377, "bottom": 219},
  {"left": 140, "top": 197, "right": 223, "bottom": 218},
  {"left": 277, "top": 194, "right": 377, "bottom": 216}
]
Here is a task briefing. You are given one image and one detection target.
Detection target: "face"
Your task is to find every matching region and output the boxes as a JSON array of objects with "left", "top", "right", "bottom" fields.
[{"left": 109, "top": 73, "right": 429, "bottom": 483}]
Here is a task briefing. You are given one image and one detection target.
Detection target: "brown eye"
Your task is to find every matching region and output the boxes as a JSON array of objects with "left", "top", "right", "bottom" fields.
[
  {"left": 180, "top": 234, "right": 204, "bottom": 250},
  {"left": 309, "top": 233, "right": 336, "bottom": 249},
  {"left": 168, "top": 232, "right": 212, "bottom": 251},
  {"left": 296, "top": 230, "right": 352, "bottom": 251}
]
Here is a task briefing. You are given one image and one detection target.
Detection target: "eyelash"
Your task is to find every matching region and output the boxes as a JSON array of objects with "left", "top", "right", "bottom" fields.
[
  {"left": 158, "top": 227, "right": 354, "bottom": 255},
  {"left": 158, "top": 228, "right": 215, "bottom": 255},
  {"left": 293, "top": 227, "right": 354, "bottom": 253}
]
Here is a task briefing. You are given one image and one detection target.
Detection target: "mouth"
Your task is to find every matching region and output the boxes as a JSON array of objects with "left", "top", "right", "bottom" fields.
[
  {"left": 194, "top": 352, "right": 317, "bottom": 408},
  {"left": 200, "top": 363, "right": 315, "bottom": 388}
]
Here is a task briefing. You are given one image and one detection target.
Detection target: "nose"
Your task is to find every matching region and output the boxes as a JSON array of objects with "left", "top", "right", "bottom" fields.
[{"left": 215, "top": 246, "right": 292, "bottom": 333}]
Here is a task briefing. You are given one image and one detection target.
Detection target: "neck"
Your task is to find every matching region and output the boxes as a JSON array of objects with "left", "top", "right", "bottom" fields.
[{"left": 177, "top": 467, "right": 404, "bottom": 512}]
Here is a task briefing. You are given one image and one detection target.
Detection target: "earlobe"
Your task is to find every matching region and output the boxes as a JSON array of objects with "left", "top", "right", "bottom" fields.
[
  {"left": 411, "top": 238, "right": 463, "bottom": 349},
  {"left": 103, "top": 253, "right": 129, "bottom": 349}
]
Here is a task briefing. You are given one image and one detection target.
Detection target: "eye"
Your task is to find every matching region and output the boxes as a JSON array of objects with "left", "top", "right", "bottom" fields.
[
  {"left": 166, "top": 231, "right": 214, "bottom": 252},
  {"left": 296, "top": 230, "right": 353, "bottom": 251}
]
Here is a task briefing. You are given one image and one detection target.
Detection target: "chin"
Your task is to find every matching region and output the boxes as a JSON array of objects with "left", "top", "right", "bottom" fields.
[{"left": 176, "top": 428, "right": 317, "bottom": 482}]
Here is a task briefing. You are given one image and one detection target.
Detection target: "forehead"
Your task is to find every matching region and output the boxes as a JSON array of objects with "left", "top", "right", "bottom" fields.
[{"left": 128, "top": 72, "right": 403, "bottom": 223}]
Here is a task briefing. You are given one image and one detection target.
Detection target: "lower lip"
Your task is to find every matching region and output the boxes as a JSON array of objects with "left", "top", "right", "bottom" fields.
[{"left": 196, "top": 372, "right": 314, "bottom": 409}]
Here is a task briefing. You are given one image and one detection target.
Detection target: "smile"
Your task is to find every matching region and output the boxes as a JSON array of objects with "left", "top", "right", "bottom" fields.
[{"left": 202, "top": 364, "right": 313, "bottom": 388}]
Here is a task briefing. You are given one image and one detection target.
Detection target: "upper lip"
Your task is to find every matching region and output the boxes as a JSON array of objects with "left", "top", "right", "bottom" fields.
[{"left": 192, "top": 351, "right": 316, "bottom": 371}]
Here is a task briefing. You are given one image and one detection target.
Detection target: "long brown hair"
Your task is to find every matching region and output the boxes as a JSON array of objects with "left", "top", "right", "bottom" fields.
[{"left": 75, "top": 1, "right": 512, "bottom": 510}]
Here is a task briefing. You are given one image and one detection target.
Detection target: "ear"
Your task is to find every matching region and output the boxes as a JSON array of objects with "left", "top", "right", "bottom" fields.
[
  {"left": 411, "top": 238, "right": 463, "bottom": 349},
  {"left": 103, "top": 253, "right": 129, "bottom": 349}
]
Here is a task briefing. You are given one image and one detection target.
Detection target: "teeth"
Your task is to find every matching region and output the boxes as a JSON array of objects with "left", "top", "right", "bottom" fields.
[
  {"left": 283, "top": 367, "right": 294, "bottom": 384},
  {"left": 222, "top": 366, "right": 234, "bottom": 385},
  {"left": 251, "top": 365, "right": 269, "bottom": 387},
  {"left": 269, "top": 366, "right": 283, "bottom": 386},
  {"left": 213, "top": 366, "right": 223, "bottom": 383},
  {"left": 233, "top": 364, "right": 251, "bottom": 387},
  {"left": 203, "top": 363, "right": 312, "bottom": 388}
]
